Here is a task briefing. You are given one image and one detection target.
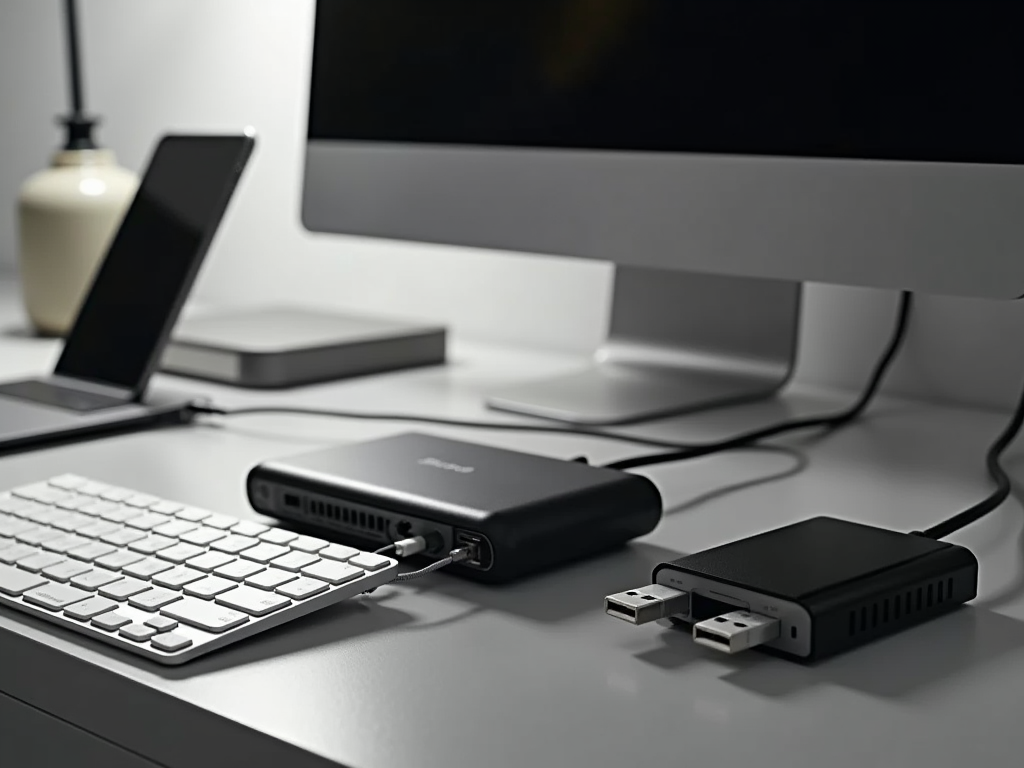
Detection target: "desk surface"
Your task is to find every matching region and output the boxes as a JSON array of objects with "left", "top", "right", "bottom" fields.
[{"left": 2, "top": 286, "right": 1024, "bottom": 768}]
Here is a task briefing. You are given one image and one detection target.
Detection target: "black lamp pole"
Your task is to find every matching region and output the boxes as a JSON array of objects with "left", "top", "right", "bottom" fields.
[{"left": 61, "top": 0, "right": 97, "bottom": 149}]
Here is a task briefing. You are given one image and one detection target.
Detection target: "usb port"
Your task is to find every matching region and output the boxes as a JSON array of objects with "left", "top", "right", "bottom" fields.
[
  {"left": 454, "top": 530, "right": 492, "bottom": 570},
  {"left": 283, "top": 493, "right": 300, "bottom": 509},
  {"left": 692, "top": 610, "right": 779, "bottom": 654}
]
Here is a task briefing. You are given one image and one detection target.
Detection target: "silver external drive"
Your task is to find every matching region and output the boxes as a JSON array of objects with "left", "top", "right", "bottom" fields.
[{"left": 161, "top": 306, "right": 446, "bottom": 388}]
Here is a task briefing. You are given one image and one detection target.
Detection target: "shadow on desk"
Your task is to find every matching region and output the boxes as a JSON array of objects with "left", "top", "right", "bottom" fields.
[
  {"left": 635, "top": 605, "right": 1024, "bottom": 701},
  {"left": 0, "top": 322, "right": 46, "bottom": 339},
  {"left": 417, "top": 540, "right": 684, "bottom": 625}
]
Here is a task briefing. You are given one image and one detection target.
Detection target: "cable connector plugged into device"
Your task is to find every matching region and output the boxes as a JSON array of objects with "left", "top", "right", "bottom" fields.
[
  {"left": 393, "top": 536, "right": 429, "bottom": 558},
  {"left": 605, "top": 516, "right": 979, "bottom": 662},
  {"left": 391, "top": 546, "right": 475, "bottom": 583}
]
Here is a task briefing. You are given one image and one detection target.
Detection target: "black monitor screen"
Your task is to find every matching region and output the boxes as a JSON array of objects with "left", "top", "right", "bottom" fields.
[{"left": 310, "top": 0, "right": 1024, "bottom": 165}]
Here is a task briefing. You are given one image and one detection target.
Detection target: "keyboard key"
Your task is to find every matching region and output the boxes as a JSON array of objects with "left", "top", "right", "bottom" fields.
[
  {"left": 8, "top": 501, "right": 47, "bottom": 520},
  {"left": 99, "top": 578, "right": 151, "bottom": 601},
  {"left": 183, "top": 576, "right": 237, "bottom": 599},
  {"left": 42, "top": 534, "right": 90, "bottom": 554},
  {"left": 123, "top": 558, "right": 175, "bottom": 579},
  {"left": 66, "top": 542, "right": 117, "bottom": 562},
  {"left": 128, "top": 535, "right": 176, "bottom": 554},
  {"left": 79, "top": 500, "right": 121, "bottom": 517},
  {"left": 49, "top": 512, "right": 93, "bottom": 532},
  {"left": 320, "top": 544, "right": 360, "bottom": 562},
  {"left": 270, "top": 551, "right": 320, "bottom": 573},
  {"left": 290, "top": 536, "right": 329, "bottom": 553},
  {"left": 144, "top": 615, "right": 178, "bottom": 632},
  {"left": 10, "top": 483, "right": 45, "bottom": 499},
  {"left": 149, "top": 500, "right": 183, "bottom": 516},
  {"left": 17, "top": 527, "right": 63, "bottom": 546},
  {"left": 276, "top": 577, "right": 329, "bottom": 601},
  {"left": 16, "top": 551, "right": 65, "bottom": 573},
  {"left": 21, "top": 507, "right": 64, "bottom": 525},
  {"left": 0, "top": 564, "right": 48, "bottom": 595},
  {"left": 151, "top": 632, "right": 192, "bottom": 652},
  {"left": 14, "top": 484, "right": 73, "bottom": 505},
  {"left": 348, "top": 552, "right": 392, "bottom": 572},
  {"left": 152, "top": 567, "right": 205, "bottom": 589},
  {"left": 77, "top": 520, "right": 122, "bottom": 539},
  {"left": 231, "top": 520, "right": 268, "bottom": 537},
  {"left": 215, "top": 585, "right": 291, "bottom": 617},
  {"left": 0, "top": 497, "right": 34, "bottom": 515},
  {"left": 213, "top": 560, "right": 265, "bottom": 582},
  {"left": 129, "top": 587, "right": 183, "bottom": 611},
  {"left": 152, "top": 519, "right": 198, "bottom": 538},
  {"left": 92, "top": 611, "right": 132, "bottom": 631},
  {"left": 300, "top": 560, "right": 364, "bottom": 586},
  {"left": 48, "top": 474, "right": 87, "bottom": 490},
  {"left": 120, "top": 623, "right": 157, "bottom": 642},
  {"left": 179, "top": 527, "right": 227, "bottom": 546},
  {"left": 100, "top": 506, "right": 144, "bottom": 524},
  {"left": 64, "top": 595, "right": 118, "bottom": 620},
  {"left": 125, "top": 513, "right": 167, "bottom": 531},
  {"left": 258, "top": 528, "right": 299, "bottom": 545},
  {"left": 156, "top": 543, "right": 206, "bottom": 564},
  {"left": 76, "top": 480, "right": 111, "bottom": 496},
  {"left": 161, "top": 598, "right": 249, "bottom": 633},
  {"left": 10, "top": 483, "right": 48, "bottom": 500},
  {"left": 209, "top": 535, "right": 259, "bottom": 555},
  {"left": 99, "top": 487, "right": 133, "bottom": 502},
  {"left": 245, "top": 568, "right": 298, "bottom": 591},
  {"left": 202, "top": 513, "right": 238, "bottom": 530},
  {"left": 41, "top": 560, "right": 92, "bottom": 583},
  {"left": 56, "top": 495, "right": 93, "bottom": 511},
  {"left": 23, "top": 583, "right": 91, "bottom": 611},
  {"left": 70, "top": 569, "right": 125, "bottom": 591},
  {"left": 93, "top": 551, "right": 145, "bottom": 570},
  {"left": 0, "top": 543, "right": 42, "bottom": 565},
  {"left": 125, "top": 494, "right": 159, "bottom": 508},
  {"left": 186, "top": 551, "right": 236, "bottom": 573},
  {"left": 239, "top": 543, "right": 289, "bottom": 564},
  {"left": 101, "top": 528, "right": 147, "bottom": 547},
  {"left": 175, "top": 507, "right": 211, "bottom": 522},
  {"left": 0, "top": 517, "right": 36, "bottom": 538}
]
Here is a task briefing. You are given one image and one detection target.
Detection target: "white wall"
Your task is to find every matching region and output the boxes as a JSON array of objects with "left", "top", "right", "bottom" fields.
[{"left": 2, "top": 0, "right": 1024, "bottom": 412}]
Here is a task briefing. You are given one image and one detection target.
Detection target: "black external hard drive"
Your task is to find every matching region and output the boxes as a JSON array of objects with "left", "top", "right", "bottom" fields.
[
  {"left": 606, "top": 516, "right": 979, "bottom": 662},
  {"left": 247, "top": 432, "right": 663, "bottom": 583}
]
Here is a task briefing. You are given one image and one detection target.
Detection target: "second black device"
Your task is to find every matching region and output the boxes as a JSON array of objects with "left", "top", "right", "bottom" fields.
[
  {"left": 606, "top": 517, "right": 979, "bottom": 662},
  {"left": 247, "top": 432, "right": 663, "bottom": 583}
]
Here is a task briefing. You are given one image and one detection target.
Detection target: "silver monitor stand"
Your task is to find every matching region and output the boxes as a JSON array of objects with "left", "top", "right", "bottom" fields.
[{"left": 486, "top": 267, "right": 800, "bottom": 426}]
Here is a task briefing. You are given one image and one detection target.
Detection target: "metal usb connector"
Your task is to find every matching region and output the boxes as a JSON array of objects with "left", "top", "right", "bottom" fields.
[
  {"left": 604, "top": 584, "right": 690, "bottom": 625},
  {"left": 692, "top": 610, "right": 780, "bottom": 654}
]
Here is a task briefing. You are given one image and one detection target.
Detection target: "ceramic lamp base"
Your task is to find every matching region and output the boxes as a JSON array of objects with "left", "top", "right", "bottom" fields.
[{"left": 18, "top": 148, "right": 137, "bottom": 336}]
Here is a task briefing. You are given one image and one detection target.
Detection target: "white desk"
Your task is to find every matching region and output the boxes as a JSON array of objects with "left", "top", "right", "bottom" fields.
[{"left": 1, "top": 282, "right": 1023, "bottom": 767}]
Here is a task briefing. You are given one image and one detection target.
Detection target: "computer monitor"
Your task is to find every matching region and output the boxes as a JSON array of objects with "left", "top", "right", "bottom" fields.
[{"left": 302, "top": 1, "right": 1024, "bottom": 425}]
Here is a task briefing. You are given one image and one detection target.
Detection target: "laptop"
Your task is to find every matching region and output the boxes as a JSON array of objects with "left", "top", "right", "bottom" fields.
[{"left": 0, "top": 133, "right": 255, "bottom": 454}]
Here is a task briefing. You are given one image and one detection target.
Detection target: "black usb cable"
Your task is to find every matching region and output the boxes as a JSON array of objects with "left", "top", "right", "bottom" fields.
[
  {"left": 190, "top": 292, "right": 913, "bottom": 467},
  {"left": 603, "top": 291, "right": 913, "bottom": 470}
]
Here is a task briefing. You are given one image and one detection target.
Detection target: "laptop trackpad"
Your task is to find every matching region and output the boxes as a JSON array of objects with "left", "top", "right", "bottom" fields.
[{"left": 0, "top": 380, "right": 130, "bottom": 412}]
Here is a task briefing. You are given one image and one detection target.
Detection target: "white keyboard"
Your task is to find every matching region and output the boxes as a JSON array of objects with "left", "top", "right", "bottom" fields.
[{"left": 0, "top": 475, "right": 399, "bottom": 664}]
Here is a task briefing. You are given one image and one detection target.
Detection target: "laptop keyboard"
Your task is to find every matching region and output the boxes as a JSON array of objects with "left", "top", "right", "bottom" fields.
[
  {"left": 0, "top": 379, "right": 130, "bottom": 411},
  {"left": 0, "top": 475, "right": 398, "bottom": 664}
]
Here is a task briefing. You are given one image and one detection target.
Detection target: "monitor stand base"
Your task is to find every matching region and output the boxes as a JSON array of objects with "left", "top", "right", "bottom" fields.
[{"left": 486, "top": 266, "right": 801, "bottom": 426}]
